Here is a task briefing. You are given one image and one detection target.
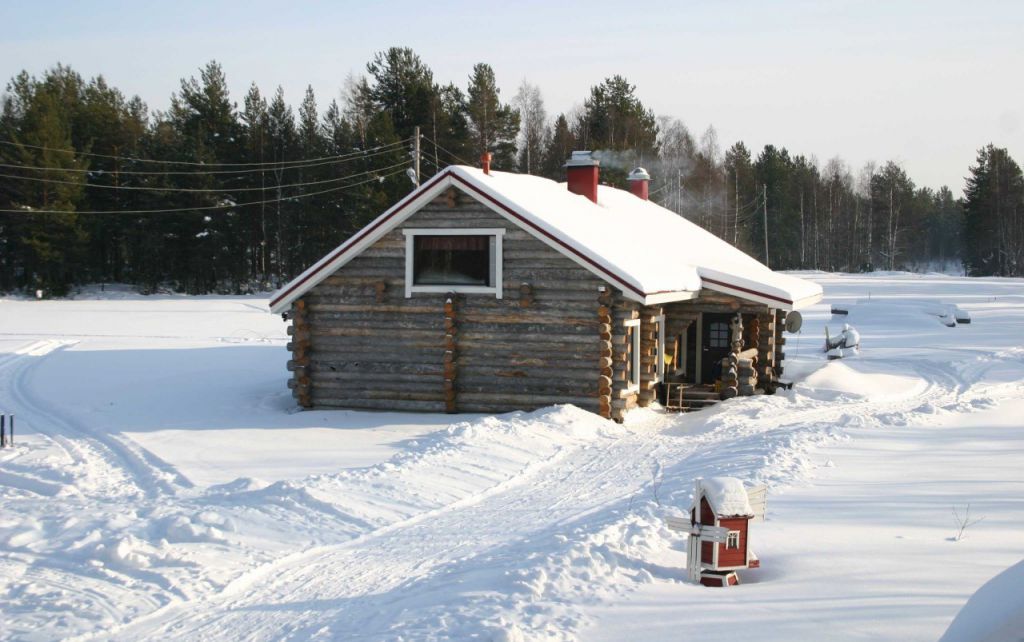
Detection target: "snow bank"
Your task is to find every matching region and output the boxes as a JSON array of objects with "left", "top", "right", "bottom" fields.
[
  {"left": 939, "top": 559, "right": 1024, "bottom": 642},
  {"left": 700, "top": 477, "right": 754, "bottom": 517},
  {"left": 800, "top": 361, "right": 924, "bottom": 401}
]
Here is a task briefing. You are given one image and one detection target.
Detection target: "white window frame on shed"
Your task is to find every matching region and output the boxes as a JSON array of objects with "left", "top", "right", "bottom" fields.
[
  {"left": 654, "top": 314, "right": 666, "bottom": 383},
  {"left": 403, "top": 228, "right": 505, "bottom": 298},
  {"left": 624, "top": 318, "right": 641, "bottom": 393},
  {"left": 726, "top": 530, "right": 740, "bottom": 549}
]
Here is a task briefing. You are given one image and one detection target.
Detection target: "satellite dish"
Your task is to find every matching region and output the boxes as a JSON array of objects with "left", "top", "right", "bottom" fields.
[{"left": 785, "top": 311, "right": 803, "bottom": 333}]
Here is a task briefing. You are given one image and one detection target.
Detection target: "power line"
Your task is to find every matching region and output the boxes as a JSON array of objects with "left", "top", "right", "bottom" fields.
[
  {"left": 0, "top": 137, "right": 411, "bottom": 168},
  {"left": 0, "top": 160, "right": 410, "bottom": 194},
  {"left": 424, "top": 137, "right": 473, "bottom": 167},
  {"left": 0, "top": 167, "right": 407, "bottom": 215},
  {"left": 0, "top": 141, "right": 409, "bottom": 176}
]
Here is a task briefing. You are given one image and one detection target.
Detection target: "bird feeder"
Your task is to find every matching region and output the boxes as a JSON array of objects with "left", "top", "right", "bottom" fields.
[{"left": 666, "top": 477, "right": 766, "bottom": 587}]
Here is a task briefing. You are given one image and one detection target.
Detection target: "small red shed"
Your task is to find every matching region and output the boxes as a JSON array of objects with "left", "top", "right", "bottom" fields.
[{"left": 691, "top": 477, "right": 761, "bottom": 587}]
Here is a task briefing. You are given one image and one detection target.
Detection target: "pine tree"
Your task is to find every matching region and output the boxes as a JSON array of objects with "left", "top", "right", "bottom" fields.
[
  {"left": 427, "top": 83, "right": 472, "bottom": 172},
  {"left": 539, "top": 114, "right": 575, "bottom": 180},
  {"left": 963, "top": 144, "right": 1024, "bottom": 276},
  {"left": 241, "top": 83, "right": 270, "bottom": 282},
  {"left": 465, "top": 63, "right": 519, "bottom": 169},
  {"left": 265, "top": 86, "right": 297, "bottom": 282},
  {"left": 3, "top": 81, "right": 88, "bottom": 293},
  {"left": 870, "top": 161, "right": 915, "bottom": 271},
  {"left": 574, "top": 75, "right": 658, "bottom": 182},
  {"left": 724, "top": 142, "right": 755, "bottom": 250},
  {"left": 365, "top": 47, "right": 436, "bottom": 141}
]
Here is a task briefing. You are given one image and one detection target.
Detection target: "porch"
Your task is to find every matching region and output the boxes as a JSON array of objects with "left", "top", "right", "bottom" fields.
[{"left": 642, "top": 290, "right": 788, "bottom": 413}]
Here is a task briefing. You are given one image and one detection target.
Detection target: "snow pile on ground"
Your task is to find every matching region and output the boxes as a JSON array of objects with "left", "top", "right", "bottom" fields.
[
  {"left": 800, "top": 360, "right": 925, "bottom": 400},
  {"left": 700, "top": 477, "right": 754, "bottom": 516},
  {"left": 939, "top": 559, "right": 1024, "bottom": 642}
]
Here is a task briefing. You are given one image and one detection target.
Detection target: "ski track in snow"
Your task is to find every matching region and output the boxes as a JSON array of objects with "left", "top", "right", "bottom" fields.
[
  {"left": 110, "top": 426, "right": 666, "bottom": 640},
  {"left": 0, "top": 338, "right": 187, "bottom": 499}
]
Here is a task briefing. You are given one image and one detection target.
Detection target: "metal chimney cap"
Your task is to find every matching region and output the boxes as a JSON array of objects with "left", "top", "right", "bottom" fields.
[
  {"left": 564, "top": 150, "right": 600, "bottom": 167},
  {"left": 628, "top": 167, "right": 651, "bottom": 181}
]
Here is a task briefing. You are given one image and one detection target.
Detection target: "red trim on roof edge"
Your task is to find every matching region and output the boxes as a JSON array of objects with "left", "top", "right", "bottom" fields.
[
  {"left": 449, "top": 174, "right": 646, "bottom": 298},
  {"left": 700, "top": 276, "right": 793, "bottom": 306},
  {"left": 269, "top": 169, "right": 452, "bottom": 310}
]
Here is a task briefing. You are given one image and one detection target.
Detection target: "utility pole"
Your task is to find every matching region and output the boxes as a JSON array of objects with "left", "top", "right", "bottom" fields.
[
  {"left": 762, "top": 183, "right": 770, "bottom": 268},
  {"left": 799, "top": 189, "right": 806, "bottom": 268},
  {"left": 734, "top": 170, "right": 739, "bottom": 246},
  {"left": 677, "top": 170, "right": 683, "bottom": 215},
  {"left": 413, "top": 125, "right": 421, "bottom": 187}
]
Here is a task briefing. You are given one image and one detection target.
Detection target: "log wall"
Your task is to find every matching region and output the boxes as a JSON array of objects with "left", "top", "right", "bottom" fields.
[
  {"left": 286, "top": 188, "right": 605, "bottom": 414},
  {"left": 609, "top": 295, "right": 641, "bottom": 422}
]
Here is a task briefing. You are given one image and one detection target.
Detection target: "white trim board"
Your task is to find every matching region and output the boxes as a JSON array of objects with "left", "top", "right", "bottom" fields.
[{"left": 624, "top": 318, "right": 641, "bottom": 393}]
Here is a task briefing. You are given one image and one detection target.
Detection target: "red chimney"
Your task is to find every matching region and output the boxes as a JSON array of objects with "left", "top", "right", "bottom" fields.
[
  {"left": 565, "top": 151, "right": 599, "bottom": 203},
  {"left": 481, "top": 151, "right": 493, "bottom": 175},
  {"left": 627, "top": 167, "right": 651, "bottom": 200}
]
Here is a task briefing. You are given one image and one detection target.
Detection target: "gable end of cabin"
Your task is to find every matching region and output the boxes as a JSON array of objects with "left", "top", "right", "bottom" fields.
[{"left": 285, "top": 185, "right": 614, "bottom": 416}]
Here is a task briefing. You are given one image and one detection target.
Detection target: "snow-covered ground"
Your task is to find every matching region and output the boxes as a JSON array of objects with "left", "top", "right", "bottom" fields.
[{"left": 0, "top": 273, "right": 1021, "bottom": 641}]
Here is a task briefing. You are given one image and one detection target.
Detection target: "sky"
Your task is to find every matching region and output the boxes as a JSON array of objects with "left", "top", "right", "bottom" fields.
[{"left": 2, "top": 0, "right": 1022, "bottom": 193}]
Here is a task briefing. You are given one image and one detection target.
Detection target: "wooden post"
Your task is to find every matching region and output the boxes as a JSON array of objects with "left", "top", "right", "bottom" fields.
[
  {"left": 756, "top": 310, "right": 776, "bottom": 390},
  {"left": 597, "top": 288, "right": 613, "bottom": 419},
  {"left": 443, "top": 293, "right": 458, "bottom": 413},
  {"left": 775, "top": 309, "right": 787, "bottom": 380},
  {"left": 638, "top": 305, "right": 663, "bottom": 407}
]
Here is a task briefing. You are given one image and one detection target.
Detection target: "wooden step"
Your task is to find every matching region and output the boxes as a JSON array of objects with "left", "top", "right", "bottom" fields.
[{"left": 681, "top": 391, "right": 721, "bottom": 400}]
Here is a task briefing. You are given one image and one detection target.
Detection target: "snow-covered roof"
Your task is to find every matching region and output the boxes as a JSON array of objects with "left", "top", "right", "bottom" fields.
[
  {"left": 699, "top": 477, "right": 754, "bottom": 518},
  {"left": 269, "top": 165, "right": 823, "bottom": 313}
]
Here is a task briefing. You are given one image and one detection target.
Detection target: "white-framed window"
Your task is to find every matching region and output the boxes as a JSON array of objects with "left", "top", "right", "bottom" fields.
[
  {"left": 624, "top": 318, "right": 641, "bottom": 392},
  {"left": 726, "top": 530, "right": 740, "bottom": 549},
  {"left": 403, "top": 228, "right": 504, "bottom": 298},
  {"left": 655, "top": 314, "right": 666, "bottom": 383}
]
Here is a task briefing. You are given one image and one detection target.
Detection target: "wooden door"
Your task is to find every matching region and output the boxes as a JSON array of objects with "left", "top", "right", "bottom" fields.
[{"left": 700, "top": 313, "right": 732, "bottom": 383}]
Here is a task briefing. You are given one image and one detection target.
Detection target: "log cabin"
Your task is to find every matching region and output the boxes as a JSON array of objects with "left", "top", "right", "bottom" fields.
[{"left": 268, "top": 151, "right": 822, "bottom": 421}]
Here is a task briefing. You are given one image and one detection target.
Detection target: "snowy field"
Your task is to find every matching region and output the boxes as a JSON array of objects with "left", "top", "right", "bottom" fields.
[{"left": 0, "top": 273, "right": 1022, "bottom": 641}]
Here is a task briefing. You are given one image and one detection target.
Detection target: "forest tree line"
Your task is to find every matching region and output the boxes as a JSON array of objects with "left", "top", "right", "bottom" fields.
[{"left": 1, "top": 47, "right": 1020, "bottom": 294}]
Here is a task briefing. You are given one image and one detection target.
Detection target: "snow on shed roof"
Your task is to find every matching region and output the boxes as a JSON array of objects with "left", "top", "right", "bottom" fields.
[
  {"left": 268, "top": 165, "right": 823, "bottom": 313},
  {"left": 699, "top": 477, "right": 755, "bottom": 518}
]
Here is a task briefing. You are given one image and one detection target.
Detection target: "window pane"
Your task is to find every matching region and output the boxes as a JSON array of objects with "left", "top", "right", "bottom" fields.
[
  {"left": 709, "top": 322, "right": 729, "bottom": 348},
  {"left": 414, "top": 235, "right": 491, "bottom": 286}
]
